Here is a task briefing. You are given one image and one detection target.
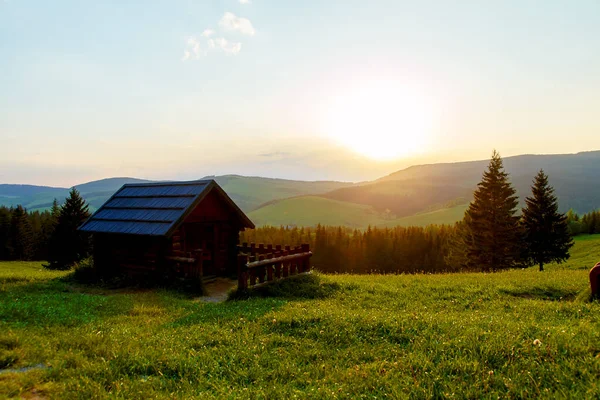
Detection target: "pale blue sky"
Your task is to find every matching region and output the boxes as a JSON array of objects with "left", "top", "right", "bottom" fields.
[{"left": 1, "top": 0, "right": 599, "bottom": 186}]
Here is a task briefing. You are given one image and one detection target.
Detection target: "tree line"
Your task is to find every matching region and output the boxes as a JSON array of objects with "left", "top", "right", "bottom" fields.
[
  {"left": 566, "top": 209, "right": 600, "bottom": 235},
  {"left": 0, "top": 189, "right": 91, "bottom": 269}
]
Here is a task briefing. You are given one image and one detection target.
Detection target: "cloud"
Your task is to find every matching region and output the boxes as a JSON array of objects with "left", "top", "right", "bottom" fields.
[
  {"left": 201, "top": 29, "right": 215, "bottom": 38},
  {"left": 239, "top": 0, "right": 252, "bottom": 4},
  {"left": 181, "top": 36, "right": 203, "bottom": 61},
  {"left": 208, "top": 38, "right": 242, "bottom": 55},
  {"left": 219, "top": 12, "right": 255, "bottom": 36}
]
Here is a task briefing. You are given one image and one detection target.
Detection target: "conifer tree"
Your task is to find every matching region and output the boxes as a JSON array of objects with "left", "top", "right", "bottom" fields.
[
  {"left": 521, "top": 170, "right": 573, "bottom": 271},
  {"left": 9, "top": 205, "right": 34, "bottom": 260},
  {"left": 463, "top": 150, "right": 522, "bottom": 271},
  {"left": 0, "top": 207, "right": 11, "bottom": 259},
  {"left": 46, "top": 189, "right": 91, "bottom": 270}
]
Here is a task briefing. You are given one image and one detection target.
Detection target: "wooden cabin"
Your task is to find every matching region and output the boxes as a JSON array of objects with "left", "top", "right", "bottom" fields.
[{"left": 79, "top": 180, "right": 255, "bottom": 281}]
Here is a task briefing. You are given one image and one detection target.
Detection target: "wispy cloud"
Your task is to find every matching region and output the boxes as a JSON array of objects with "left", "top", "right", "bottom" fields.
[
  {"left": 201, "top": 29, "right": 215, "bottom": 38},
  {"left": 219, "top": 12, "right": 256, "bottom": 36},
  {"left": 181, "top": 36, "right": 203, "bottom": 61},
  {"left": 239, "top": 0, "right": 252, "bottom": 4},
  {"left": 181, "top": 11, "right": 255, "bottom": 61}
]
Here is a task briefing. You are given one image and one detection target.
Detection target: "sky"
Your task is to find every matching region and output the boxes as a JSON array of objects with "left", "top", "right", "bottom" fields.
[{"left": 1, "top": 0, "right": 599, "bottom": 187}]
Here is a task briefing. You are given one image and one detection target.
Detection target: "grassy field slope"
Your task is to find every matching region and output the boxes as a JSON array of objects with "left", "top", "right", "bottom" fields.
[
  {"left": 248, "top": 196, "right": 386, "bottom": 228},
  {"left": 321, "top": 179, "right": 472, "bottom": 218},
  {"left": 378, "top": 204, "right": 469, "bottom": 228},
  {"left": 249, "top": 196, "right": 468, "bottom": 228},
  {"left": 1, "top": 235, "right": 599, "bottom": 398},
  {"left": 205, "top": 175, "right": 354, "bottom": 212}
]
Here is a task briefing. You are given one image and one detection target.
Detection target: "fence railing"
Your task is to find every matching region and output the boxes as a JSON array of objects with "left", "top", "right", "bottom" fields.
[{"left": 237, "top": 243, "right": 312, "bottom": 290}]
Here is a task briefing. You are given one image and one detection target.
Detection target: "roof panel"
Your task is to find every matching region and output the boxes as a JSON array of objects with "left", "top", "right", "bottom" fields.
[
  {"left": 80, "top": 220, "right": 172, "bottom": 235},
  {"left": 105, "top": 197, "right": 194, "bottom": 209},
  {"left": 117, "top": 184, "right": 207, "bottom": 198},
  {"left": 93, "top": 209, "right": 182, "bottom": 223}
]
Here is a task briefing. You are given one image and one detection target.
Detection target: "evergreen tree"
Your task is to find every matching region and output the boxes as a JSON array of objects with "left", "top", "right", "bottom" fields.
[
  {"left": 35, "top": 200, "right": 61, "bottom": 260},
  {"left": 463, "top": 150, "right": 522, "bottom": 271},
  {"left": 46, "top": 189, "right": 91, "bottom": 270},
  {"left": 445, "top": 216, "right": 475, "bottom": 271},
  {"left": 9, "top": 205, "right": 34, "bottom": 260},
  {"left": 0, "top": 207, "right": 13, "bottom": 259},
  {"left": 521, "top": 170, "right": 573, "bottom": 271}
]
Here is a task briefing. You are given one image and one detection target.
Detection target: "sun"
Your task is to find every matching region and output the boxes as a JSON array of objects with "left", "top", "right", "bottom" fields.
[{"left": 324, "top": 80, "right": 433, "bottom": 160}]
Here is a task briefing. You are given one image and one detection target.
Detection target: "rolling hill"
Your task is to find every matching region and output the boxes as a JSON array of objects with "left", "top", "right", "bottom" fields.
[
  {"left": 246, "top": 151, "right": 600, "bottom": 228},
  {"left": 248, "top": 196, "right": 469, "bottom": 228},
  {"left": 2, "top": 150, "right": 599, "bottom": 228},
  {"left": 0, "top": 178, "right": 152, "bottom": 211},
  {"left": 248, "top": 196, "right": 387, "bottom": 228},
  {"left": 378, "top": 150, "right": 600, "bottom": 213},
  {"left": 321, "top": 180, "right": 472, "bottom": 218},
  {"left": 202, "top": 175, "right": 353, "bottom": 212},
  {"left": 0, "top": 175, "right": 353, "bottom": 213}
]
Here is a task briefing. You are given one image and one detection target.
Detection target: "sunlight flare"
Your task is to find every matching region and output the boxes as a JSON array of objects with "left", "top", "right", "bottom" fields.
[{"left": 324, "top": 79, "right": 434, "bottom": 160}]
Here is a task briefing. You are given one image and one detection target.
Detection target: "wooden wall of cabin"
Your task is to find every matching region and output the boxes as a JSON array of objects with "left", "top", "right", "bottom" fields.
[
  {"left": 171, "top": 189, "right": 246, "bottom": 277},
  {"left": 93, "top": 233, "right": 169, "bottom": 278}
]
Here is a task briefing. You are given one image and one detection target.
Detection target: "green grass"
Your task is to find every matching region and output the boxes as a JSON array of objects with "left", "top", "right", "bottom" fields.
[
  {"left": 248, "top": 196, "right": 388, "bottom": 228},
  {"left": 1, "top": 236, "right": 600, "bottom": 399},
  {"left": 249, "top": 196, "right": 467, "bottom": 228},
  {"left": 379, "top": 204, "right": 468, "bottom": 228}
]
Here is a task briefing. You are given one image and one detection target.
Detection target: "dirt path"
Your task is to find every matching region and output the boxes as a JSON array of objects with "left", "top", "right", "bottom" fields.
[{"left": 200, "top": 278, "right": 237, "bottom": 303}]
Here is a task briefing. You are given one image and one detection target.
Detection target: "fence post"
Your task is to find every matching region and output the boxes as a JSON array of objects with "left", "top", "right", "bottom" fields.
[
  {"left": 258, "top": 255, "right": 266, "bottom": 283},
  {"left": 237, "top": 254, "right": 248, "bottom": 290},
  {"left": 301, "top": 244, "right": 310, "bottom": 273}
]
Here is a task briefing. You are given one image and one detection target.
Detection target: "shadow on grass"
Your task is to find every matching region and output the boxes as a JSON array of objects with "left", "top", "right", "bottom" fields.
[
  {"left": 228, "top": 273, "right": 341, "bottom": 301},
  {"left": 499, "top": 286, "right": 580, "bottom": 301},
  {"left": 63, "top": 267, "right": 205, "bottom": 298}
]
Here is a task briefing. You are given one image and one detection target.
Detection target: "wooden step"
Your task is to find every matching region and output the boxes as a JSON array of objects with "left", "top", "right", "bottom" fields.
[{"left": 202, "top": 275, "right": 217, "bottom": 284}]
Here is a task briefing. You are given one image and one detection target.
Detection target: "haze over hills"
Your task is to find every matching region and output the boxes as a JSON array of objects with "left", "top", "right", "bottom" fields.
[
  {"left": 1, "top": 151, "right": 599, "bottom": 228},
  {"left": 0, "top": 176, "right": 354, "bottom": 213}
]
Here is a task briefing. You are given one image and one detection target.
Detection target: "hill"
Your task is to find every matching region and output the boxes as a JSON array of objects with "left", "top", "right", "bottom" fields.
[
  {"left": 379, "top": 150, "right": 600, "bottom": 213},
  {"left": 248, "top": 196, "right": 468, "bottom": 228},
  {"left": 202, "top": 175, "right": 353, "bottom": 212},
  {"left": 248, "top": 151, "right": 600, "bottom": 229},
  {"left": 0, "top": 175, "right": 353, "bottom": 213},
  {"left": 0, "top": 235, "right": 598, "bottom": 398},
  {"left": 2, "top": 151, "right": 599, "bottom": 226},
  {"left": 0, "top": 178, "right": 152, "bottom": 211},
  {"left": 321, "top": 180, "right": 471, "bottom": 218},
  {"left": 248, "top": 196, "right": 386, "bottom": 228}
]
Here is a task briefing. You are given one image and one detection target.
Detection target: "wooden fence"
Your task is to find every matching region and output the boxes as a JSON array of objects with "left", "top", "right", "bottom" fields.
[{"left": 237, "top": 243, "right": 312, "bottom": 290}]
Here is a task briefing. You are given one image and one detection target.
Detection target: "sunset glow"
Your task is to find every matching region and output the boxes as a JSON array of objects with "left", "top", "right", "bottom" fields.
[{"left": 324, "top": 80, "right": 434, "bottom": 160}]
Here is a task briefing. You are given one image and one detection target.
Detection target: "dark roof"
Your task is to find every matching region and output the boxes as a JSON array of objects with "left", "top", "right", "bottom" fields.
[{"left": 79, "top": 180, "right": 254, "bottom": 236}]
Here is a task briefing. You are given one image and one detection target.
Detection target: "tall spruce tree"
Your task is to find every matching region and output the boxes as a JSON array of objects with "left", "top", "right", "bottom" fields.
[
  {"left": 463, "top": 150, "right": 522, "bottom": 271},
  {"left": 0, "top": 207, "right": 11, "bottom": 260},
  {"left": 46, "top": 189, "right": 91, "bottom": 270},
  {"left": 521, "top": 170, "right": 574, "bottom": 271},
  {"left": 9, "top": 205, "right": 34, "bottom": 260}
]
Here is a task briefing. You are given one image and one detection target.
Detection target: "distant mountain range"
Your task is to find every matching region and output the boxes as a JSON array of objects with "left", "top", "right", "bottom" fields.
[{"left": 1, "top": 150, "right": 599, "bottom": 228}]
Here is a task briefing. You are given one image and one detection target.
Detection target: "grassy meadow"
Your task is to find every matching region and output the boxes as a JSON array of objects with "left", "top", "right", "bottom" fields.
[
  {"left": 248, "top": 196, "right": 466, "bottom": 229},
  {"left": 1, "top": 236, "right": 599, "bottom": 399}
]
